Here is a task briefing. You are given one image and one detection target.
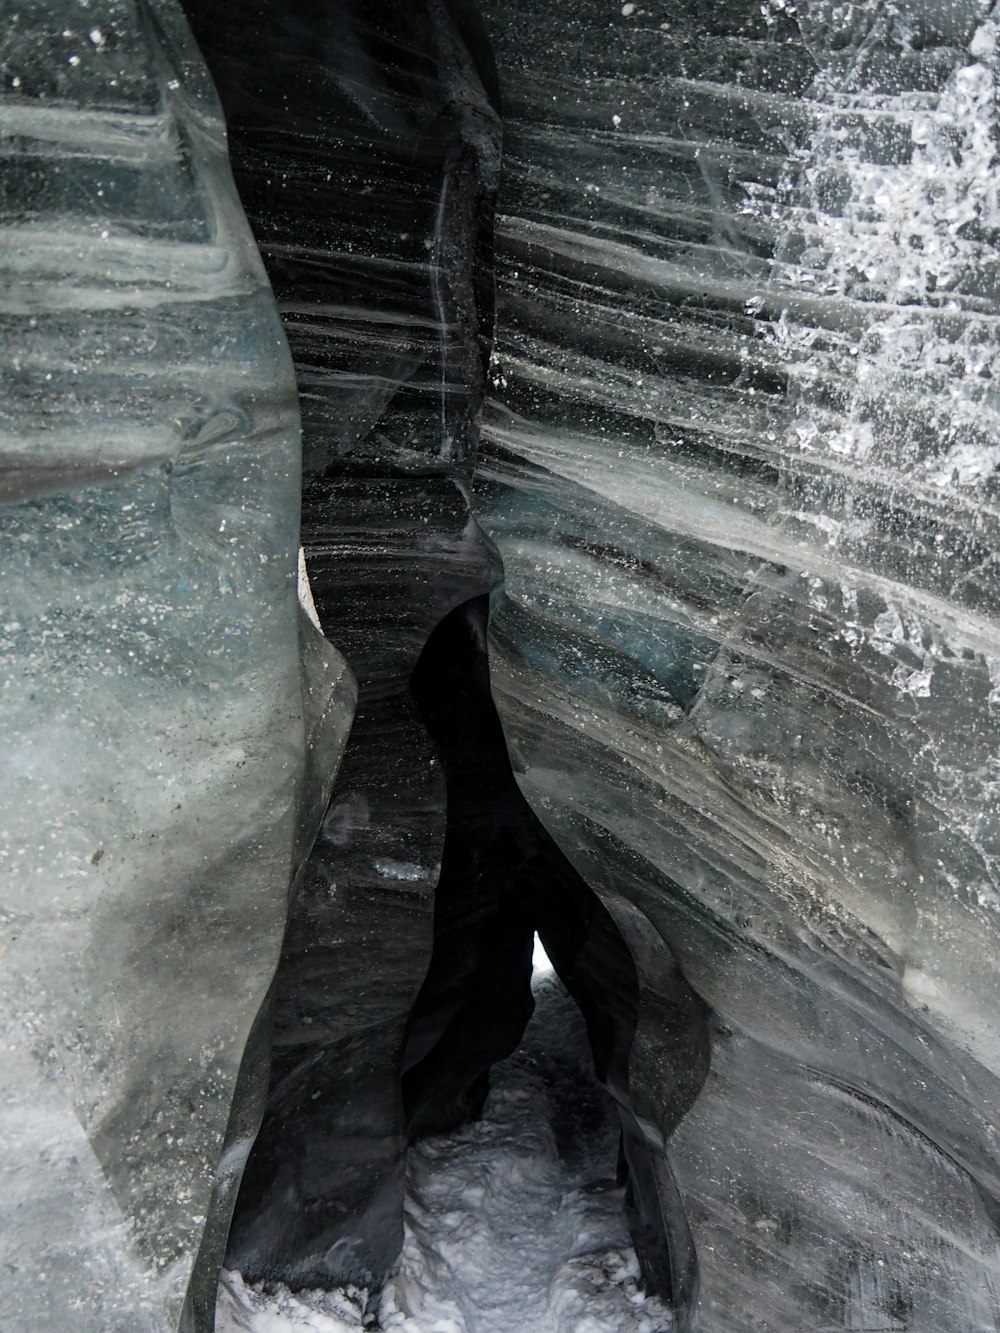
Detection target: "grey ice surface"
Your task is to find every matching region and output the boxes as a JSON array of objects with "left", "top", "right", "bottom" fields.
[
  {"left": 476, "top": 0, "right": 1000, "bottom": 1328},
  {"left": 180, "top": 0, "right": 502, "bottom": 1288},
  {"left": 0, "top": 4, "right": 353, "bottom": 1330}
]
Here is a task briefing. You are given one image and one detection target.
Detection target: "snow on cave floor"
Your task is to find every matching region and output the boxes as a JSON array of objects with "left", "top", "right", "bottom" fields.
[{"left": 217, "top": 939, "right": 671, "bottom": 1333}]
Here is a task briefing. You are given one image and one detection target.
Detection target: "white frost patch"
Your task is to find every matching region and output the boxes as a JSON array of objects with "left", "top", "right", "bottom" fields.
[
  {"left": 218, "top": 976, "right": 671, "bottom": 1333},
  {"left": 297, "top": 548, "right": 322, "bottom": 631},
  {"left": 373, "top": 860, "right": 428, "bottom": 883}
]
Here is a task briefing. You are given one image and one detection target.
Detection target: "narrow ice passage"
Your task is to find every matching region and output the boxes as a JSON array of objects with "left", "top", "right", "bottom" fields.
[{"left": 217, "top": 948, "right": 671, "bottom": 1333}]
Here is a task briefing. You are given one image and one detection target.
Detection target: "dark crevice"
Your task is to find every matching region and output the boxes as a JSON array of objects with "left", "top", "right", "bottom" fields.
[
  {"left": 181, "top": 0, "right": 712, "bottom": 1324},
  {"left": 402, "top": 593, "right": 709, "bottom": 1321},
  {"left": 221, "top": 590, "right": 711, "bottom": 1327}
]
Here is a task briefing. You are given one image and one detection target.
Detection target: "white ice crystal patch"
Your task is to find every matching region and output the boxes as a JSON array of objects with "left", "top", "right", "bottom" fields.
[
  {"left": 753, "top": 12, "right": 1000, "bottom": 679},
  {"left": 892, "top": 664, "right": 933, "bottom": 698},
  {"left": 373, "top": 859, "right": 428, "bottom": 882},
  {"left": 989, "top": 659, "right": 1000, "bottom": 708},
  {"left": 927, "top": 442, "right": 1000, "bottom": 489},
  {"left": 871, "top": 607, "right": 905, "bottom": 655}
]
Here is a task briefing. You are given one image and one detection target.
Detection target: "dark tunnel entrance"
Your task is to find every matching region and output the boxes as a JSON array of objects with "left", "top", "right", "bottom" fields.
[
  {"left": 220, "top": 594, "right": 708, "bottom": 1331},
  {"left": 175, "top": 1, "right": 711, "bottom": 1321},
  {"left": 403, "top": 593, "right": 695, "bottom": 1312}
]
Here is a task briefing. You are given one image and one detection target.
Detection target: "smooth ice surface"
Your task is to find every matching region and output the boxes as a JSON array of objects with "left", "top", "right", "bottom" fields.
[
  {"left": 475, "top": 0, "right": 1000, "bottom": 1327},
  {"left": 0, "top": 4, "right": 353, "bottom": 1330},
  {"left": 217, "top": 973, "right": 671, "bottom": 1333}
]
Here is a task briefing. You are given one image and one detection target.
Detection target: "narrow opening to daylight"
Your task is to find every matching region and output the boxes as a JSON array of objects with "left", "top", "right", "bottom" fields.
[
  {"left": 532, "top": 931, "right": 554, "bottom": 979},
  {"left": 218, "top": 597, "right": 688, "bottom": 1332}
]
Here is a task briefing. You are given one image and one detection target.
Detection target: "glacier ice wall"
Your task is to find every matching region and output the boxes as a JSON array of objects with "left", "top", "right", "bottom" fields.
[
  {"left": 474, "top": 0, "right": 1000, "bottom": 1328},
  {"left": 185, "top": 2, "right": 700, "bottom": 1306},
  {"left": 8, "top": 0, "right": 1000, "bottom": 1329},
  {"left": 180, "top": 0, "right": 503, "bottom": 1289},
  {"left": 0, "top": 5, "right": 353, "bottom": 1330}
]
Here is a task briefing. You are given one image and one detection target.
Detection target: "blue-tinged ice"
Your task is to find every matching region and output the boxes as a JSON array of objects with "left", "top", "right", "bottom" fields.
[{"left": 0, "top": 5, "right": 353, "bottom": 1330}]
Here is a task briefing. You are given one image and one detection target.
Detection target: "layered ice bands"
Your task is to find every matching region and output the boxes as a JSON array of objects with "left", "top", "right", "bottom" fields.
[
  {"left": 475, "top": 0, "right": 1000, "bottom": 1328},
  {"left": 5, "top": 1, "right": 1000, "bottom": 1330},
  {"left": 179, "top": 0, "right": 503, "bottom": 1292},
  {"left": 0, "top": 5, "right": 353, "bottom": 1331}
]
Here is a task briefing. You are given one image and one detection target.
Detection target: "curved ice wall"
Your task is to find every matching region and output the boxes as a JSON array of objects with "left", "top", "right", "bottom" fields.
[
  {"left": 10, "top": 0, "right": 998, "bottom": 1328},
  {"left": 178, "top": 0, "right": 502, "bottom": 1291},
  {"left": 475, "top": 0, "right": 1000, "bottom": 1328},
  {"left": 0, "top": 4, "right": 353, "bottom": 1330}
]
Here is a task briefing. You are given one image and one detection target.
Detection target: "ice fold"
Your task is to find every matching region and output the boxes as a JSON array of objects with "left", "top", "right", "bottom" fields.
[
  {"left": 179, "top": 0, "right": 502, "bottom": 1290},
  {"left": 0, "top": 4, "right": 353, "bottom": 1330},
  {"left": 475, "top": 0, "right": 1000, "bottom": 1327}
]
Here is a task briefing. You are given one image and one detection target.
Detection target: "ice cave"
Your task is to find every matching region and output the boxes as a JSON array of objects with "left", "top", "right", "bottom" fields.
[{"left": 2, "top": 1, "right": 1000, "bottom": 1330}]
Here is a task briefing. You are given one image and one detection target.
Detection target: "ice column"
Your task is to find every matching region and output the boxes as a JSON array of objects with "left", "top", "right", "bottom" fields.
[{"left": 0, "top": 4, "right": 353, "bottom": 1330}]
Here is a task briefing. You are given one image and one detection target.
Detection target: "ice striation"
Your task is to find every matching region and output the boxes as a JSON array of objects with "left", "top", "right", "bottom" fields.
[
  {"left": 0, "top": 4, "right": 353, "bottom": 1330},
  {"left": 5, "top": 1, "right": 1000, "bottom": 1331},
  {"left": 475, "top": 0, "right": 1000, "bottom": 1329},
  {"left": 180, "top": 0, "right": 503, "bottom": 1291}
]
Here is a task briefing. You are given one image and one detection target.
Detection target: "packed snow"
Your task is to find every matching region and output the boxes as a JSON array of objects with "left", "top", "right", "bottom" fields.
[{"left": 217, "top": 938, "right": 671, "bottom": 1333}]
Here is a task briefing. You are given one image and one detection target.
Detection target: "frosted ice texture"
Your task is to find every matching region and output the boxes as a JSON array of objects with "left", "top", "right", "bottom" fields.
[
  {"left": 476, "top": 0, "right": 1000, "bottom": 1328},
  {"left": 0, "top": 4, "right": 353, "bottom": 1330}
]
